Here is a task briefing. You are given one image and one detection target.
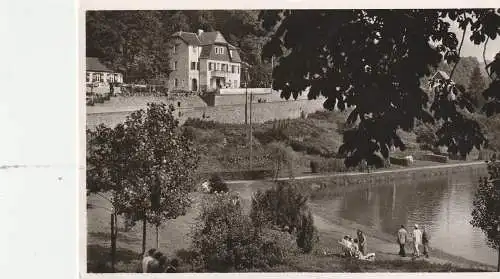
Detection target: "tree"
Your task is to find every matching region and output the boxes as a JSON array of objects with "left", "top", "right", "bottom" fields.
[
  {"left": 87, "top": 103, "right": 199, "bottom": 268},
  {"left": 260, "top": 9, "right": 500, "bottom": 167},
  {"left": 87, "top": 119, "right": 151, "bottom": 271},
  {"left": 468, "top": 65, "right": 487, "bottom": 108},
  {"left": 118, "top": 103, "right": 199, "bottom": 251},
  {"left": 471, "top": 159, "right": 500, "bottom": 271}
]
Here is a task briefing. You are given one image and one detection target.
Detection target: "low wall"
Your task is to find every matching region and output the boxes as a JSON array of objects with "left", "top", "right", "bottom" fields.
[
  {"left": 297, "top": 162, "right": 487, "bottom": 191},
  {"left": 219, "top": 88, "right": 279, "bottom": 95},
  {"left": 86, "top": 98, "right": 326, "bottom": 130}
]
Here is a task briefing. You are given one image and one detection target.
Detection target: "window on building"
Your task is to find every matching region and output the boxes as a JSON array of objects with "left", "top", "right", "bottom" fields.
[
  {"left": 208, "top": 62, "right": 212, "bottom": 71},
  {"left": 229, "top": 50, "right": 233, "bottom": 58},
  {"left": 220, "top": 47, "right": 224, "bottom": 54},
  {"left": 231, "top": 65, "right": 235, "bottom": 73},
  {"left": 86, "top": 73, "right": 91, "bottom": 82},
  {"left": 173, "top": 61, "right": 177, "bottom": 70},
  {"left": 173, "top": 44, "right": 176, "bottom": 53},
  {"left": 228, "top": 80, "right": 232, "bottom": 88},
  {"left": 174, "top": 78, "right": 178, "bottom": 87},
  {"left": 191, "top": 62, "right": 196, "bottom": 70},
  {"left": 217, "top": 63, "right": 221, "bottom": 71},
  {"left": 222, "top": 64, "right": 226, "bottom": 72},
  {"left": 197, "top": 62, "right": 200, "bottom": 70}
]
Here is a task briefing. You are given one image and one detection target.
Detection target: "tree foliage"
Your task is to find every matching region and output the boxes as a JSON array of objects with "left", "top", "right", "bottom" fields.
[
  {"left": 471, "top": 159, "right": 500, "bottom": 250},
  {"left": 468, "top": 65, "right": 488, "bottom": 107},
  {"left": 260, "top": 9, "right": 500, "bottom": 166},
  {"left": 250, "top": 182, "right": 318, "bottom": 253},
  {"left": 86, "top": 11, "right": 173, "bottom": 81}
]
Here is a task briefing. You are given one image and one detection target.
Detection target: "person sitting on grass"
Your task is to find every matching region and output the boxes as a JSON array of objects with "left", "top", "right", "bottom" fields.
[
  {"left": 141, "top": 248, "right": 156, "bottom": 273},
  {"left": 148, "top": 251, "right": 164, "bottom": 272}
]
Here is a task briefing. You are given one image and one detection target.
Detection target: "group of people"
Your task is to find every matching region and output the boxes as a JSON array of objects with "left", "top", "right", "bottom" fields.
[
  {"left": 139, "top": 248, "right": 179, "bottom": 273},
  {"left": 339, "top": 229, "right": 375, "bottom": 261},
  {"left": 397, "top": 224, "right": 430, "bottom": 258}
]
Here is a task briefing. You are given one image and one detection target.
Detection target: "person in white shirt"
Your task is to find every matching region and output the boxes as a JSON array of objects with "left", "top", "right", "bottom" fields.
[
  {"left": 412, "top": 224, "right": 423, "bottom": 257},
  {"left": 142, "top": 248, "right": 156, "bottom": 273}
]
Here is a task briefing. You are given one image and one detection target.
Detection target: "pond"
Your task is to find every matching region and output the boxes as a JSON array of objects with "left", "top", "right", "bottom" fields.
[{"left": 309, "top": 170, "right": 497, "bottom": 267}]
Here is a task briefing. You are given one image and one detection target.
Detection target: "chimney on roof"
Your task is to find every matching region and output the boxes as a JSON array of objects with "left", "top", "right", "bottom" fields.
[{"left": 197, "top": 29, "right": 204, "bottom": 37}]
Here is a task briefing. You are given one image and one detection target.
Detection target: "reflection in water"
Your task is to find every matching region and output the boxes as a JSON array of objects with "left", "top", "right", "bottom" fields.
[{"left": 311, "top": 171, "right": 496, "bottom": 266}]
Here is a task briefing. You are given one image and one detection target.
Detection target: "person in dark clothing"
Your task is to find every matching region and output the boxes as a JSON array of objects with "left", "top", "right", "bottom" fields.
[
  {"left": 166, "top": 258, "right": 179, "bottom": 273},
  {"left": 422, "top": 227, "right": 430, "bottom": 258},
  {"left": 397, "top": 225, "right": 408, "bottom": 257},
  {"left": 357, "top": 229, "right": 367, "bottom": 256}
]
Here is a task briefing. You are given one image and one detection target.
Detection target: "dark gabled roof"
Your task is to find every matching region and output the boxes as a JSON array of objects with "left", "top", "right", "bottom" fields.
[
  {"left": 172, "top": 31, "right": 201, "bottom": 46},
  {"left": 199, "top": 31, "right": 227, "bottom": 45},
  {"left": 199, "top": 44, "right": 241, "bottom": 63},
  {"left": 86, "top": 57, "right": 112, "bottom": 72}
]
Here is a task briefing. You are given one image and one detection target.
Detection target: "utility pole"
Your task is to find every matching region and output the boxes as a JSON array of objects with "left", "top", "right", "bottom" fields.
[
  {"left": 271, "top": 56, "right": 274, "bottom": 93},
  {"left": 248, "top": 69, "right": 253, "bottom": 171},
  {"left": 245, "top": 68, "right": 248, "bottom": 125}
]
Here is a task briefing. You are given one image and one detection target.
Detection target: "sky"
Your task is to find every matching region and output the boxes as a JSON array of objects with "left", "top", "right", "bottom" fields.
[{"left": 449, "top": 20, "right": 500, "bottom": 62}]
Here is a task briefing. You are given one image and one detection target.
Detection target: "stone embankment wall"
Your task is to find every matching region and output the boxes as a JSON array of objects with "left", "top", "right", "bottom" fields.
[{"left": 86, "top": 97, "right": 325, "bottom": 130}]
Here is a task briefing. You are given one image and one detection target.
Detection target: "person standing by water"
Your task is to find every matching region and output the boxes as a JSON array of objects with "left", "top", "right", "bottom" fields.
[
  {"left": 397, "top": 225, "right": 408, "bottom": 257},
  {"left": 412, "top": 224, "right": 423, "bottom": 257},
  {"left": 357, "top": 229, "right": 367, "bottom": 256},
  {"left": 422, "top": 227, "right": 430, "bottom": 258}
]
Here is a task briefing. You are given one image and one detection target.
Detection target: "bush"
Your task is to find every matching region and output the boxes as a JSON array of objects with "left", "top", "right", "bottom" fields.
[
  {"left": 183, "top": 118, "right": 222, "bottom": 130},
  {"left": 311, "top": 158, "right": 348, "bottom": 173},
  {"left": 307, "top": 110, "right": 332, "bottom": 120},
  {"left": 208, "top": 173, "right": 228, "bottom": 193},
  {"left": 310, "top": 161, "right": 319, "bottom": 173},
  {"left": 191, "top": 193, "right": 298, "bottom": 272},
  {"left": 250, "top": 182, "right": 319, "bottom": 253},
  {"left": 415, "top": 123, "right": 438, "bottom": 151}
]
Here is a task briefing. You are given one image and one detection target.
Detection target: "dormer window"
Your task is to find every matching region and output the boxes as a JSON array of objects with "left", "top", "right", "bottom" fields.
[
  {"left": 215, "top": 46, "right": 224, "bottom": 55},
  {"left": 229, "top": 50, "right": 233, "bottom": 58},
  {"left": 173, "top": 44, "right": 177, "bottom": 53}
]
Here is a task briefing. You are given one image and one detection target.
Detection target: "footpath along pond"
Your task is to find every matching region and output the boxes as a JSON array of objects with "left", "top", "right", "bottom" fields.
[{"left": 308, "top": 169, "right": 497, "bottom": 267}]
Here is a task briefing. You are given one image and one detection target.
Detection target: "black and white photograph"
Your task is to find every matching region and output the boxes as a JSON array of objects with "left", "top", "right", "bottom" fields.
[{"left": 84, "top": 8, "right": 500, "bottom": 274}]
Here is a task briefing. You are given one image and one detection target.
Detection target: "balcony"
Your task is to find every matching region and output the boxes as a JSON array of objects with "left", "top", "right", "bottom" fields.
[{"left": 210, "top": 70, "right": 228, "bottom": 77}]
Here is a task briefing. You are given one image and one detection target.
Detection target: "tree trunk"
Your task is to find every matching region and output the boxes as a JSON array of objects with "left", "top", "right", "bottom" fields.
[
  {"left": 142, "top": 218, "right": 147, "bottom": 256},
  {"left": 110, "top": 213, "right": 117, "bottom": 272},
  {"left": 497, "top": 246, "right": 499, "bottom": 272},
  {"left": 156, "top": 225, "right": 160, "bottom": 249}
]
